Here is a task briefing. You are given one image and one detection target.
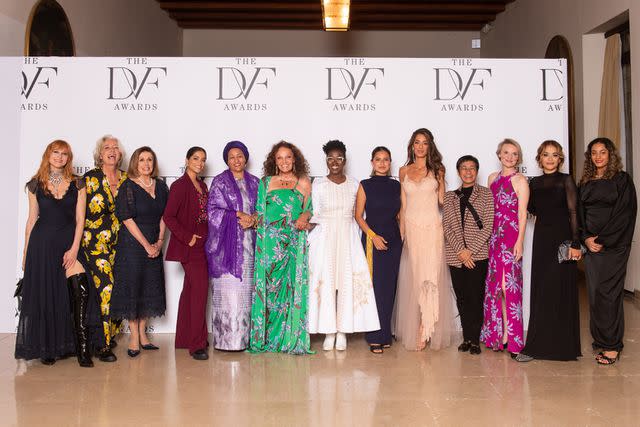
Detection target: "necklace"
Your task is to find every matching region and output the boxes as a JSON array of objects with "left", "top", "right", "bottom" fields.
[
  {"left": 279, "top": 174, "right": 295, "bottom": 187},
  {"left": 138, "top": 176, "right": 153, "bottom": 188},
  {"left": 49, "top": 171, "right": 63, "bottom": 187}
]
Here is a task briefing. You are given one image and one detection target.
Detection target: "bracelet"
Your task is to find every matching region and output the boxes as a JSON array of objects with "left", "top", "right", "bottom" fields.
[{"left": 366, "top": 229, "right": 377, "bottom": 238}]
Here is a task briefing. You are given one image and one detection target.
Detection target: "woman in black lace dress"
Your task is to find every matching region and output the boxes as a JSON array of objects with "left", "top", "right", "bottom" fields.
[
  {"left": 111, "top": 147, "right": 168, "bottom": 357},
  {"left": 516, "top": 141, "right": 582, "bottom": 362},
  {"left": 15, "top": 140, "right": 93, "bottom": 367}
]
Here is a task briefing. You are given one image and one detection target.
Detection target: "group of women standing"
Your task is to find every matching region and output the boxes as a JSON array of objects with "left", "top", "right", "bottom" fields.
[{"left": 15, "top": 130, "right": 637, "bottom": 367}]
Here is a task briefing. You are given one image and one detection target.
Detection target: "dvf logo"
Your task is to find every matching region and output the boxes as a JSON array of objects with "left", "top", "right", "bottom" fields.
[
  {"left": 217, "top": 67, "right": 277, "bottom": 100},
  {"left": 434, "top": 68, "right": 492, "bottom": 101},
  {"left": 540, "top": 69, "right": 563, "bottom": 101},
  {"left": 326, "top": 68, "right": 384, "bottom": 100},
  {"left": 21, "top": 67, "right": 58, "bottom": 99},
  {"left": 107, "top": 67, "right": 167, "bottom": 100}
]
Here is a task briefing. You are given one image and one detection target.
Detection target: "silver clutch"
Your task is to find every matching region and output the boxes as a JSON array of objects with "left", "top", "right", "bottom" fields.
[{"left": 557, "top": 240, "right": 587, "bottom": 263}]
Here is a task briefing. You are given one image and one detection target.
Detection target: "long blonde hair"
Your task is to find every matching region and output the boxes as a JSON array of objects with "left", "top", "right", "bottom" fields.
[{"left": 30, "top": 140, "right": 74, "bottom": 194}]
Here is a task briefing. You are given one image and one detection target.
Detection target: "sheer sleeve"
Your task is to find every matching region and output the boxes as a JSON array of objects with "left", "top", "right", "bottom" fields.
[
  {"left": 26, "top": 178, "right": 38, "bottom": 194},
  {"left": 563, "top": 174, "right": 581, "bottom": 248},
  {"left": 115, "top": 180, "right": 136, "bottom": 221},
  {"left": 527, "top": 177, "right": 537, "bottom": 215},
  {"left": 74, "top": 176, "right": 85, "bottom": 190}
]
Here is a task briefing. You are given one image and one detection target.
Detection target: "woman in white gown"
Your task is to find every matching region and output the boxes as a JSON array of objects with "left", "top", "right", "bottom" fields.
[{"left": 308, "top": 140, "right": 380, "bottom": 351}]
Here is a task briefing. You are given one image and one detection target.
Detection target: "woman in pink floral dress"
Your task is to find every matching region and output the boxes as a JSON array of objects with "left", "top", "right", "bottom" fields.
[{"left": 480, "top": 139, "right": 529, "bottom": 355}]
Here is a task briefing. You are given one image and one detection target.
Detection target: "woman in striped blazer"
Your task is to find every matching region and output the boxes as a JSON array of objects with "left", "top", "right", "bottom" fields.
[{"left": 443, "top": 155, "right": 494, "bottom": 355}]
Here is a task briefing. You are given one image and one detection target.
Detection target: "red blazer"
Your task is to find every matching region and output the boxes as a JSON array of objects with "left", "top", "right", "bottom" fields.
[{"left": 163, "top": 174, "right": 209, "bottom": 262}]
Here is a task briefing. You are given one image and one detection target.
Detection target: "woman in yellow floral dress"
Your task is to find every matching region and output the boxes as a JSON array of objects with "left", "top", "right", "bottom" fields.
[{"left": 81, "top": 135, "right": 127, "bottom": 362}]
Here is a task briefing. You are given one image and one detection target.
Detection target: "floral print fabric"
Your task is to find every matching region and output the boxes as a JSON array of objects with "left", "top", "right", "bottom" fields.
[
  {"left": 248, "top": 177, "right": 313, "bottom": 354},
  {"left": 81, "top": 168, "right": 127, "bottom": 347},
  {"left": 480, "top": 173, "right": 524, "bottom": 352}
]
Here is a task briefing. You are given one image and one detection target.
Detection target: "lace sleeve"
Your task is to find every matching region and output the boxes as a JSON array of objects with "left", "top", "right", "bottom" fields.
[
  {"left": 74, "top": 176, "right": 85, "bottom": 190},
  {"left": 115, "top": 180, "right": 136, "bottom": 221},
  {"left": 564, "top": 174, "right": 580, "bottom": 248},
  {"left": 26, "top": 178, "right": 38, "bottom": 194}
]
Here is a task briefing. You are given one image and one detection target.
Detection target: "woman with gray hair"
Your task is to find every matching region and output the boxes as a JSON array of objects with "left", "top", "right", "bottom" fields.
[{"left": 80, "top": 135, "right": 127, "bottom": 362}]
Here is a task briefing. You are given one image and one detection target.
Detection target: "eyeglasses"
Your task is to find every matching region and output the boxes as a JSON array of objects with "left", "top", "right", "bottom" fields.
[
  {"left": 459, "top": 166, "right": 477, "bottom": 172},
  {"left": 327, "top": 156, "right": 345, "bottom": 163}
]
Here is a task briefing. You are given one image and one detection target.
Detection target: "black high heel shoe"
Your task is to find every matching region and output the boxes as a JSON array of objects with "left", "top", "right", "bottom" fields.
[
  {"left": 127, "top": 349, "right": 141, "bottom": 358},
  {"left": 141, "top": 343, "right": 159, "bottom": 351}
]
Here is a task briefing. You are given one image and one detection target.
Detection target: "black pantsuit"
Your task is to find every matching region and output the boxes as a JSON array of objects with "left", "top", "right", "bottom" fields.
[{"left": 449, "top": 260, "right": 487, "bottom": 345}]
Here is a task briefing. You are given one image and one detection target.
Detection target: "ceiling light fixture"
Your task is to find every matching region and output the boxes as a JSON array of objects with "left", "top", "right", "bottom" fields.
[{"left": 321, "top": 0, "right": 350, "bottom": 31}]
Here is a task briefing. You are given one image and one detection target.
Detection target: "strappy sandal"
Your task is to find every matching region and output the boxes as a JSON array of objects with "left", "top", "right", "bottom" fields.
[
  {"left": 369, "top": 344, "right": 383, "bottom": 354},
  {"left": 596, "top": 351, "right": 620, "bottom": 365}
]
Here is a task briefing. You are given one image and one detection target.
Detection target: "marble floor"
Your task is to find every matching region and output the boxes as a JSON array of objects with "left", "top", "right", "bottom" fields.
[{"left": 2, "top": 287, "right": 640, "bottom": 426}]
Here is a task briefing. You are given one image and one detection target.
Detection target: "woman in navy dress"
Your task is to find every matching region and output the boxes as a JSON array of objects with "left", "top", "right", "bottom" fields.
[
  {"left": 111, "top": 147, "right": 168, "bottom": 358},
  {"left": 355, "top": 146, "right": 402, "bottom": 354}
]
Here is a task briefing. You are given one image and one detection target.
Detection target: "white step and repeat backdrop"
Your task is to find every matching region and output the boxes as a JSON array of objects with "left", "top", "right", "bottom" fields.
[{"left": 5, "top": 57, "right": 568, "bottom": 333}]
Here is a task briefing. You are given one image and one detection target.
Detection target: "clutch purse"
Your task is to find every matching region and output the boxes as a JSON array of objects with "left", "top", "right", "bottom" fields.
[
  {"left": 557, "top": 240, "right": 587, "bottom": 263},
  {"left": 14, "top": 278, "right": 23, "bottom": 298}
]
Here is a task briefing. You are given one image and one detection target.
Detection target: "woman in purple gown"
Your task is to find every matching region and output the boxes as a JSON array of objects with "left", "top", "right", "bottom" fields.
[{"left": 480, "top": 139, "right": 529, "bottom": 356}]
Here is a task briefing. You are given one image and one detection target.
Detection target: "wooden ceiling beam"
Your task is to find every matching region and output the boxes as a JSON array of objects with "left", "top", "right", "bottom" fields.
[
  {"left": 159, "top": 1, "right": 509, "bottom": 14},
  {"left": 177, "top": 21, "right": 484, "bottom": 31},
  {"left": 158, "top": 2, "right": 321, "bottom": 12},
  {"left": 171, "top": 12, "right": 495, "bottom": 23}
]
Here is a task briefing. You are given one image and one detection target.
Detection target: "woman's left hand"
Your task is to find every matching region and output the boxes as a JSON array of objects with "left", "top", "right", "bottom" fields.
[
  {"left": 294, "top": 217, "right": 309, "bottom": 230},
  {"left": 568, "top": 247, "right": 582, "bottom": 261},
  {"left": 62, "top": 248, "right": 78, "bottom": 270},
  {"left": 513, "top": 240, "right": 524, "bottom": 262}
]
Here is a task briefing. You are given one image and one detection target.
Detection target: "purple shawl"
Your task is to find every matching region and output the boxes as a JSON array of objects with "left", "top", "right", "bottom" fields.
[{"left": 205, "top": 168, "right": 259, "bottom": 279}]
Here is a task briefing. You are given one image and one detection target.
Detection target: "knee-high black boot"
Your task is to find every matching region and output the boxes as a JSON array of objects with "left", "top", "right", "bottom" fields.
[{"left": 68, "top": 274, "right": 94, "bottom": 368}]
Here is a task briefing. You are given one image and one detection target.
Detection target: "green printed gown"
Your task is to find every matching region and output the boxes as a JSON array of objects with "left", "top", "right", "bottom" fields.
[{"left": 249, "top": 177, "right": 313, "bottom": 354}]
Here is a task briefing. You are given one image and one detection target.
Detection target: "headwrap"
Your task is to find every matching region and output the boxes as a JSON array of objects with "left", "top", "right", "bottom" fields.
[{"left": 223, "top": 140, "right": 249, "bottom": 165}]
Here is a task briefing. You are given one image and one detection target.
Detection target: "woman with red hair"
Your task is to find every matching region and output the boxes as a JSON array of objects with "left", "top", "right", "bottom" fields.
[{"left": 15, "top": 140, "right": 93, "bottom": 367}]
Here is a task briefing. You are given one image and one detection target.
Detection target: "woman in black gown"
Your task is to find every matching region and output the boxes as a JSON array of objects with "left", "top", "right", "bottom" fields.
[
  {"left": 355, "top": 146, "right": 402, "bottom": 354},
  {"left": 516, "top": 140, "right": 582, "bottom": 362},
  {"left": 112, "top": 147, "right": 168, "bottom": 357},
  {"left": 579, "top": 137, "right": 636, "bottom": 365},
  {"left": 15, "top": 140, "right": 93, "bottom": 367}
]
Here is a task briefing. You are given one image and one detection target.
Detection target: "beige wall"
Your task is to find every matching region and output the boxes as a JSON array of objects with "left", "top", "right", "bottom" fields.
[
  {"left": 183, "top": 29, "right": 480, "bottom": 58},
  {"left": 482, "top": 0, "right": 640, "bottom": 291},
  {"left": 0, "top": 0, "right": 182, "bottom": 56}
]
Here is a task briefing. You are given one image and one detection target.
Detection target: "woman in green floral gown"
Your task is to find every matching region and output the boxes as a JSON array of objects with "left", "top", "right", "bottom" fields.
[{"left": 249, "top": 141, "right": 313, "bottom": 354}]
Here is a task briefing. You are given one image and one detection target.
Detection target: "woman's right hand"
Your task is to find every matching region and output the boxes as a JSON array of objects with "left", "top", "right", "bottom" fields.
[
  {"left": 145, "top": 243, "right": 160, "bottom": 258},
  {"left": 585, "top": 236, "right": 602, "bottom": 253},
  {"left": 372, "top": 234, "right": 388, "bottom": 251},
  {"left": 237, "top": 212, "right": 254, "bottom": 230},
  {"left": 189, "top": 234, "right": 202, "bottom": 247}
]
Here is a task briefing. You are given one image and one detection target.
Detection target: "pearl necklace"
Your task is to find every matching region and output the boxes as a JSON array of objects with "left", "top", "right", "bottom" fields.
[{"left": 138, "top": 176, "right": 153, "bottom": 188}]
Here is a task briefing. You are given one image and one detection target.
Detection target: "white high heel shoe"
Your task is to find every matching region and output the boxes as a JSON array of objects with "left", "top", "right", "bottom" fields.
[
  {"left": 323, "top": 333, "right": 336, "bottom": 351},
  {"left": 335, "top": 332, "right": 347, "bottom": 351}
]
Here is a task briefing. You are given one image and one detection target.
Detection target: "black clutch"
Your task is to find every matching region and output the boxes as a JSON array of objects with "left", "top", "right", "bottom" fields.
[
  {"left": 557, "top": 241, "right": 587, "bottom": 263},
  {"left": 14, "top": 278, "right": 23, "bottom": 298}
]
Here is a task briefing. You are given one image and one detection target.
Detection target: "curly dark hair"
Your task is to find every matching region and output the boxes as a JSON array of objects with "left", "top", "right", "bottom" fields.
[
  {"left": 580, "top": 137, "right": 624, "bottom": 185},
  {"left": 322, "top": 140, "right": 346, "bottom": 157},
  {"left": 263, "top": 140, "right": 310, "bottom": 178},
  {"left": 405, "top": 128, "right": 444, "bottom": 178}
]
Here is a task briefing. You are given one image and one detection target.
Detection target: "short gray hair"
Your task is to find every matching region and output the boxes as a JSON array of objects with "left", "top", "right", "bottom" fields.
[{"left": 93, "top": 135, "right": 124, "bottom": 168}]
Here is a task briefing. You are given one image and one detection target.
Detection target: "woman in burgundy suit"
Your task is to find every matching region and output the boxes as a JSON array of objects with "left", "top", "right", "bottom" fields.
[{"left": 163, "top": 147, "right": 210, "bottom": 360}]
